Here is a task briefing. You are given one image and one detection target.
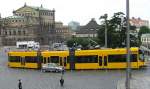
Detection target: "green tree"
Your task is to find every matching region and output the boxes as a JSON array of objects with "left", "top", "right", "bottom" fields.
[
  {"left": 66, "top": 37, "right": 90, "bottom": 49},
  {"left": 138, "top": 26, "right": 150, "bottom": 39},
  {"left": 98, "top": 12, "right": 138, "bottom": 48},
  {"left": 138, "top": 26, "right": 150, "bottom": 45},
  {"left": 66, "top": 37, "right": 99, "bottom": 49},
  {"left": 66, "top": 39, "right": 75, "bottom": 47},
  {"left": 98, "top": 12, "right": 126, "bottom": 48}
]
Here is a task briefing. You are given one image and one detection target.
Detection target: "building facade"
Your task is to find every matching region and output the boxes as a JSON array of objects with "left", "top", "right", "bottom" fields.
[
  {"left": 55, "top": 22, "right": 72, "bottom": 42},
  {"left": 130, "top": 17, "right": 149, "bottom": 31},
  {"left": 141, "top": 34, "right": 150, "bottom": 45},
  {"left": 0, "top": 4, "right": 70, "bottom": 46},
  {"left": 76, "top": 18, "right": 100, "bottom": 38}
]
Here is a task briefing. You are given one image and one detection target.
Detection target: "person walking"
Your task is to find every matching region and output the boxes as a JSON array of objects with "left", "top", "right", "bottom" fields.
[
  {"left": 18, "top": 79, "right": 22, "bottom": 89},
  {"left": 60, "top": 76, "right": 64, "bottom": 87}
]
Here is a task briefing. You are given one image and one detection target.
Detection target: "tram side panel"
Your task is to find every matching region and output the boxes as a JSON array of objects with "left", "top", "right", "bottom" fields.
[{"left": 8, "top": 51, "right": 39, "bottom": 69}]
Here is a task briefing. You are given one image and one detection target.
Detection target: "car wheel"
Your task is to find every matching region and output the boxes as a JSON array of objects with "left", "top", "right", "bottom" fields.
[
  {"left": 55, "top": 69, "right": 59, "bottom": 73},
  {"left": 42, "top": 69, "right": 46, "bottom": 72}
]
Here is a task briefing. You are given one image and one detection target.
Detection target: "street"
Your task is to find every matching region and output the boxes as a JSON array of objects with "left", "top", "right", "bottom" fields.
[{"left": 0, "top": 49, "right": 150, "bottom": 89}]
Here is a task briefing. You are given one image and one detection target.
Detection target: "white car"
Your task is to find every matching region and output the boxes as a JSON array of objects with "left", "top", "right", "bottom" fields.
[{"left": 41, "top": 63, "right": 64, "bottom": 73}]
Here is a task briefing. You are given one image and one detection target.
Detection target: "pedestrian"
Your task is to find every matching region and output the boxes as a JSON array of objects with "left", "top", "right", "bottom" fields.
[
  {"left": 60, "top": 76, "right": 64, "bottom": 87},
  {"left": 62, "top": 67, "right": 65, "bottom": 75},
  {"left": 18, "top": 79, "right": 22, "bottom": 89}
]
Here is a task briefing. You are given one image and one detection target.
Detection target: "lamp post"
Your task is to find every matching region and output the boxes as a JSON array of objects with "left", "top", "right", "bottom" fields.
[
  {"left": 100, "top": 14, "right": 108, "bottom": 48},
  {"left": 126, "top": 0, "right": 131, "bottom": 89}
]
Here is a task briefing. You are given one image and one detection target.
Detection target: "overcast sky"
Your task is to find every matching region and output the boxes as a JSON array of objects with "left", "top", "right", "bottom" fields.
[{"left": 0, "top": 0, "right": 149, "bottom": 25}]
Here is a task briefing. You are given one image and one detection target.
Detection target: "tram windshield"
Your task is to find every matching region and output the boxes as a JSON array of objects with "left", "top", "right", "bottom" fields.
[{"left": 139, "top": 49, "right": 145, "bottom": 61}]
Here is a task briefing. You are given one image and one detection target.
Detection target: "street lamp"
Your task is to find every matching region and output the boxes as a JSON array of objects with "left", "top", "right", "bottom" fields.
[
  {"left": 100, "top": 14, "right": 108, "bottom": 48},
  {"left": 126, "top": 0, "right": 131, "bottom": 89}
]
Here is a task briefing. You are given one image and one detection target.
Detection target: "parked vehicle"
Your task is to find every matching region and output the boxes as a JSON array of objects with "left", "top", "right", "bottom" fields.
[
  {"left": 41, "top": 63, "right": 64, "bottom": 73},
  {"left": 16, "top": 41, "right": 40, "bottom": 50}
]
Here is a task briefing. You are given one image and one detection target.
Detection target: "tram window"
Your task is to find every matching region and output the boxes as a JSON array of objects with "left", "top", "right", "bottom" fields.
[
  {"left": 99, "top": 56, "right": 102, "bottom": 66},
  {"left": 40, "top": 56, "right": 43, "bottom": 63},
  {"left": 9, "top": 56, "right": 20, "bottom": 62},
  {"left": 67, "top": 56, "right": 76, "bottom": 63},
  {"left": 67, "top": 56, "right": 70, "bottom": 63},
  {"left": 104, "top": 56, "right": 107, "bottom": 66},
  {"left": 51, "top": 56, "right": 59, "bottom": 63},
  {"left": 48, "top": 57, "right": 51, "bottom": 63},
  {"left": 43, "top": 57, "right": 46, "bottom": 63},
  {"left": 64, "top": 57, "right": 67, "bottom": 66},
  {"left": 108, "top": 54, "right": 126, "bottom": 62},
  {"left": 76, "top": 55, "right": 98, "bottom": 63},
  {"left": 108, "top": 54, "right": 137, "bottom": 62},
  {"left": 130, "top": 54, "right": 137, "bottom": 62},
  {"left": 60, "top": 57, "right": 63, "bottom": 66},
  {"left": 25, "top": 56, "right": 37, "bottom": 63}
]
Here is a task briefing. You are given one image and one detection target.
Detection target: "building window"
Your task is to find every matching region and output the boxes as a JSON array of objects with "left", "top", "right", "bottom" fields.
[
  {"left": 13, "top": 31, "right": 16, "bottom": 35},
  {"left": 23, "top": 31, "right": 26, "bottom": 35},
  {"left": 9, "top": 31, "right": 11, "bottom": 35},
  {"left": 18, "top": 31, "right": 21, "bottom": 35},
  {"left": 5, "top": 31, "right": 7, "bottom": 35},
  {"left": 51, "top": 13, "right": 53, "bottom": 16}
]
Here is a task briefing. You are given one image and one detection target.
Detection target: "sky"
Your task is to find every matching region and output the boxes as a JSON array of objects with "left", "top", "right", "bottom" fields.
[{"left": 0, "top": 0, "right": 149, "bottom": 25}]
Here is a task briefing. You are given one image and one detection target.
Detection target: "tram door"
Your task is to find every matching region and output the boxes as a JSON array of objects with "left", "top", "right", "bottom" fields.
[
  {"left": 99, "top": 56, "right": 103, "bottom": 69},
  {"left": 63, "top": 57, "right": 67, "bottom": 68},
  {"left": 43, "top": 57, "right": 47, "bottom": 64},
  {"left": 60, "top": 57, "right": 67, "bottom": 68},
  {"left": 59, "top": 57, "right": 67, "bottom": 69},
  {"left": 69, "top": 48, "right": 75, "bottom": 70},
  {"left": 103, "top": 56, "right": 108, "bottom": 69},
  {"left": 59, "top": 57, "right": 63, "bottom": 66},
  {"left": 21, "top": 57, "right": 26, "bottom": 68}
]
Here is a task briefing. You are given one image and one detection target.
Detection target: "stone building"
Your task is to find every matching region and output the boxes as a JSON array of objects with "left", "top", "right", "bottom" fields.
[
  {"left": 129, "top": 17, "right": 149, "bottom": 38},
  {"left": 76, "top": 18, "right": 100, "bottom": 37},
  {"left": 55, "top": 22, "right": 72, "bottom": 42},
  {"left": 130, "top": 17, "right": 149, "bottom": 32},
  {"left": 0, "top": 4, "right": 62, "bottom": 46}
]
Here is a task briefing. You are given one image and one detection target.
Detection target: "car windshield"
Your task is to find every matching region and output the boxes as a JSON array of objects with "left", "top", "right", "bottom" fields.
[{"left": 48, "top": 63, "right": 58, "bottom": 67}]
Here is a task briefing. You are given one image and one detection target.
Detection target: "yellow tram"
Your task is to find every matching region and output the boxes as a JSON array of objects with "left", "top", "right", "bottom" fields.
[
  {"left": 8, "top": 51, "right": 39, "bottom": 68},
  {"left": 8, "top": 47, "right": 146, "bottom": 69}
]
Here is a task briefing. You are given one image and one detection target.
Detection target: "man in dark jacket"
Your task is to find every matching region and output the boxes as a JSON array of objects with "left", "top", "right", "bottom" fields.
[
  {"left": 60, "top": 77, "right": 64, "bottom": 87},
  {"left": 18, "top": 79, "right": 22, "bottom": 89}
]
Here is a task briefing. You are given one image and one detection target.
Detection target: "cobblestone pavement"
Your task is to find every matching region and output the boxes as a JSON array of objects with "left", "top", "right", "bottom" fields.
[
  {"left": 0, "top": 47, "right": 150, "bottom": 89},
  {"left": 117, "top": 76, "right": 150, "bottom": 89}
]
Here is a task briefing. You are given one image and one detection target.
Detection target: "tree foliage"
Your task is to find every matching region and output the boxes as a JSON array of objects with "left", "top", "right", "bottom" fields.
[
  {"left": 138, "top": 26, "right": 150, "bottom": 39},
  {"left": 98, "top": 12, "right": 138, "bottom": 48},
  {"left": 67, "top": 37, "right": 89, "bottom": 49},
  {"left": 138, "top": 26, "right": 150, "bottom": 45},
  {"left": 66, "top": 37, "right": 99, "bottom": 49}
]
